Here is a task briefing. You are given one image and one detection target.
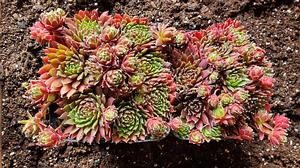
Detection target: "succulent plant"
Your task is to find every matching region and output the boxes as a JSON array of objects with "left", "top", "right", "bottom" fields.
[
  {"left": 60, "top": 92, "right": 114, "bottom": 143},
  {"left": 122, "top": 50, "right": 167, "bottom": 77},
  {"left": 18, "top": 112, "right": 46, "bottom": 137},
  {"left": 30, "top": 22, "right": 56, "bottom": 45},
  {"left": 112, "top": 102, "right": 147, "bottom": 143},
  {"left": 93, "top": 45, "right": 118, "bottom": 67},
  {"left": 152, "top": 24, "right": 176, "bottom": 46},
  {"left": 189, "top": 130, "right": 205, "bottom": 144},
  {"left": 172, "top": 47, "right": 204, "bottom": 92},
  {"left": 136, "top": 52, "right": 166, "bottom": 76},
  {"left": 170, "top": 18, "right": 289, "bottom": 146},
  {"left": 144, "top": 84, "right": 172, "bottom": 117},
  {"left": 24, "top": 9, "right": 182, "bottom": 147},
  {"left": 40, "top": 8, "right": 65, "bottom": 30},
  {"left": 39, "top": 44, "right": 103, "bottom": 98},
  {"left": 177, "top": 90, "right": 213, "bottom": 131},
  {"left": 146, "top": 117, "right": 169, "bottom": 139},
  {"left": 201, "top": 126, "right": 222, "bottom": 142},
  {"left": 30, "top": 8, "right": 65, "bottom": 45},
  {"left": 253, "top": 111, "right": 289, "bottom": 145},
  {"left": 169, "top": 117, "right": 191, "bottom": 139},
  {"left": 65, "top": 10, "right": 102, "bottom": 49},
  {"left": 259, "top": 76, "right": 274, "bottom": 90},
  {"left": 37, "top": 126, "right": 65, "bottom": 148},
  {"left": 101, "top": 69, "right": 128, "bottom": 95},
  {"left": 238, "top": 125, "right": 254, "bottom": 141},
  {"left": 225, "top": 69, "right": 249, "bottom": 91},
  {"left": 132, "top": 72, "right": 176, "bottom": 118},
  {"left": 26, "top": 80, "right": 56, "bottom": 104},
  {"left": 103, "top": 104, "right": 118, "bottom": 122},
  {"left": 123, "top": 22, "right": 152, "bottom": 46}
]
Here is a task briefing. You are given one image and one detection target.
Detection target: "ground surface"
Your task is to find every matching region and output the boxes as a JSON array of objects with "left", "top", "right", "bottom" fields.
[{"left": 0, "top": 0, "right": 300, "bottom": 167}]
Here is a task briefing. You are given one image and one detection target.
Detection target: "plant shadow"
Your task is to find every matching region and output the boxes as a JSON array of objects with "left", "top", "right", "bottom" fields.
[{"left": 104, "top": 135, "right": 250, "bottom": 168}]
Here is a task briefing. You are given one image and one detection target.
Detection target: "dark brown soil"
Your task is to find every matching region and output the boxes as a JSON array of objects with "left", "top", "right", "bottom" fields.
[{"left": 1, "top": 0, "right": 300, "bottom": 167}]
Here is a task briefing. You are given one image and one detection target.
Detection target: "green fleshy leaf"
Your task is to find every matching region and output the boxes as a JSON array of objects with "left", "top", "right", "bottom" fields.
[{"left": 64, "top": 119, "right": 75, "bottom": 125}]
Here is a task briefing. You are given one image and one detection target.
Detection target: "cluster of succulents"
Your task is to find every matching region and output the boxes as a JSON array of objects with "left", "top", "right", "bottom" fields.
[
  {"left": 20, "top": 9, "right": 289, "bottom": 148},
  {"left": 170, "top": 19, "right": 289, "bottom": 146},
  {"left": 22, "top": 9, "right": 176, "bottom": 147}
]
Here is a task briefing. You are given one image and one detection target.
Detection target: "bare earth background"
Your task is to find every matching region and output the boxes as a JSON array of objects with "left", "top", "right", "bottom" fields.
[{"left": 0, "top": 0, "right": 300, "bottom": 167}]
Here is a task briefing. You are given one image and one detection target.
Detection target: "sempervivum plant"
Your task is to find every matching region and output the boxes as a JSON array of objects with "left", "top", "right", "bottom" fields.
[
  {"left": 170, "top": 19, "right": 289, "bottom": 146},
  {"left": 20, "top": 9, "right": 178, "bottom": 147},
  {"left": 132, "top": 72, "right": 176, "bottom": 118},
  {"left": 38, "top": 44, "right": 103, "bottom": 98},
  {"left": 37, "top": 126, "right": 66, "bottom": 148},
  {"left": 59, "top": 92, "right": 116, "bottom": 143},
  {"left": 30, "top": 8, "right": 65, "bottom": 45},
  {"left": 112, "top": 102, "right": 147, "bottom": 143},
  {"left": 25, "top": 80, "right": 56, "bottom": 104},
  {"left": 146, "top": 117, "right": 170, "bottom": 139}
]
